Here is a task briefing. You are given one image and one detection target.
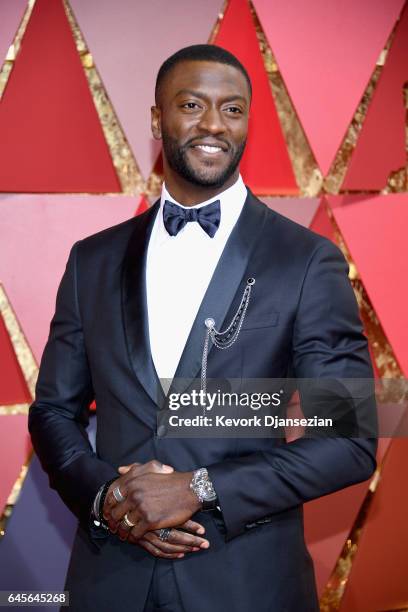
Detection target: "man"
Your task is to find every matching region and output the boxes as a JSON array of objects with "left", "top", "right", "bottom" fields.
[{"left": 29, "top": 44, "right": 377, "bottom": 611}]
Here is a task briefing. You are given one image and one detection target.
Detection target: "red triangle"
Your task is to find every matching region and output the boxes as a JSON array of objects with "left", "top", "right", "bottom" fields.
[
  {"left": 0, "top": 313, "right": 31, "bottom": 404},
  {"left": 0, "top": 0, "right": 121, "bottom": 193},
  {"left": 342, "top": 4, "right": 408, "bottom": 191},
  {"left": 309, "top": 198, "right": 335, "bottom": 241},
  {"left": 134, "top": 194, "right": 149, "bottom": 216},
  {"left": 214, "top": 0, "right": 297, "bottom": 194}
]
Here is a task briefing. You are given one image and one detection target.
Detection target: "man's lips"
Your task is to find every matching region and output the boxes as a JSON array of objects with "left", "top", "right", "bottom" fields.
[
  {"left": 189, "top": 139, "right": 229, "bottom": 153},
  {"left": 188, "top": 142, "right": 229, "bottom": 157},
  {"left": 192, "top": 145, "right": 224, "bottom": 155}
]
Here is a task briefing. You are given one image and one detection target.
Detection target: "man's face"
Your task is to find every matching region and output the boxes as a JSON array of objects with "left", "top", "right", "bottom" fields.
[{"left": 151, "top": 60, "right": 250, "bottom": 189}]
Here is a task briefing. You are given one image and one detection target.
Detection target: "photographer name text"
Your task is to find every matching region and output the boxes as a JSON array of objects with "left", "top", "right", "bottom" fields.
[{"left": 167, "top": 415, "right": 333, "bottom": 428}]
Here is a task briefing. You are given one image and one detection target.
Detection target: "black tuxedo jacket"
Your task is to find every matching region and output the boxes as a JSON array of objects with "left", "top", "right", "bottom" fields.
[{"left": 29, "top": 189, "right": 377, "bottom": 612}]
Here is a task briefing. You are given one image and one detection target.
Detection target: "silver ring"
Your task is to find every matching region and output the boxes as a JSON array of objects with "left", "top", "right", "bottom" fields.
[
  {"left": 158, "top": 528, "right": 172, "bottom": 542},
  {"left": 121, "top": 513, "right": 136, "bottom": 529},
  {"left": 113, "top": 485, "right": 126, "bottom": 503}
]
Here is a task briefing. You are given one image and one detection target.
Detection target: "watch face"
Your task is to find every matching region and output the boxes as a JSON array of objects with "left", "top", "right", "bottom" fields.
[{"left": 191, "top": 468, "right": 217, "bottom": 503}]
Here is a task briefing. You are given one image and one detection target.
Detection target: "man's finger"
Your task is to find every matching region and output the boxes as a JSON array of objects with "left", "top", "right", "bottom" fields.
[
  {"left": 128, "top": 519, "right": 149, "bottom": 541},
  {"left": 136, "top": 538, "right": 184, "bottom": 559},
  {"left": 104, "top": 478, "right": 126, "bottom": 509},
  {"left": 157, "top": 528, "right": 209, "bottom": 550},
  {"left": 179, "top": 519, "right": 206, "bottom": 535},
  {"left": 144, "top": 531, "right": 196, "bottom": 554},
  {"left": 114, "top": 515, "right": 139, "bottom": 541},
  {"left": 118, "top": 463, "right": 140, "bottom": 474},
  {"left": 151, "top": 530, "right": 206, "bottom": 551}
]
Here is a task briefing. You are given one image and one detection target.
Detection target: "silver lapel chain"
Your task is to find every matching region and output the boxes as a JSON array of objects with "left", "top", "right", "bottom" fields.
[{"left": 200, "top": 277, "right": 255, "bottom": 402}]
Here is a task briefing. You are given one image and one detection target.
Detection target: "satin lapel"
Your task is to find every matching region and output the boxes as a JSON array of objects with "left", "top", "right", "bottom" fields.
[
  {"left": 121, "top": 201, "right": 165, "bottom": 414},
  {"left": 170, "top": 190, "right": 268, "bottom": 393}
]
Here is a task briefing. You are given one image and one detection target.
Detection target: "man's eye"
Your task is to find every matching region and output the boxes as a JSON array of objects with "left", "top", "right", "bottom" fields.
[
  {"left": 182, "top": 102, "right": 200, "bottom": 109},
  {"left": 225, "top": 106, "right": 242, "bottom": 113}
]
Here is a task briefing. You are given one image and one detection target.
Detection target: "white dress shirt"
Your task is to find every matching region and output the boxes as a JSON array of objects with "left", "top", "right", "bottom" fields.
[{"left": 146, "top": 174, "right": 247, "bottom": 383}]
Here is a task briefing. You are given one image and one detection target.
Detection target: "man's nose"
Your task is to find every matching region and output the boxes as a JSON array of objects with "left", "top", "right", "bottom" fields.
[{"left": 197, "top": 107, "right": 226, "bottom": 133}]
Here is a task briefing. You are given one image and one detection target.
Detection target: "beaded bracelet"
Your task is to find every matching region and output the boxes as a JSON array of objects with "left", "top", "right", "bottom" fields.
[{"left": 98, "top": 477, "right": 117, "bottom": 528}]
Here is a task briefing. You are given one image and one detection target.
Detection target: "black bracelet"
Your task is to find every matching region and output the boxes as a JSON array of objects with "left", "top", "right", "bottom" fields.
[{"left": 98, "top": 477, "right": 117, "bottom": 527}]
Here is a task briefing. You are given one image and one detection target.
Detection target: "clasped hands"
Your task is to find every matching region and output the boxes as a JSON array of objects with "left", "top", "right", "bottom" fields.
[{"left": 102, "top": 460, "right": 209, "bottom": 559}]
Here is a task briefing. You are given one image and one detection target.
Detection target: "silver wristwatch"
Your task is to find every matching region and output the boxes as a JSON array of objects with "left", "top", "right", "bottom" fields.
[{"left": 190, "top": 467, "right": 218, "bottom": 511}]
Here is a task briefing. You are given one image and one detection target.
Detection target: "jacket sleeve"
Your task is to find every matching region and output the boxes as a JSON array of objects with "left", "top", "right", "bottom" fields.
[
  {"left": 28, "top": 242, "right": 118, "bottom": 542},
  {"left": 207, "top": 240, "right": 378, "bottom": 540}
]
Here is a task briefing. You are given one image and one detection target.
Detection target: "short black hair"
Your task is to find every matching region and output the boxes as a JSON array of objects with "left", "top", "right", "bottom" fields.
[{"left": 155, "top": 44, "right": 252, "bottom": 105}]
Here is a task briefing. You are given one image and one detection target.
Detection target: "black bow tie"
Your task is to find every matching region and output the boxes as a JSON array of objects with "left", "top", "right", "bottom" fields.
[{"left": 163, "top": 199, "right": 221, "bottom": 238}]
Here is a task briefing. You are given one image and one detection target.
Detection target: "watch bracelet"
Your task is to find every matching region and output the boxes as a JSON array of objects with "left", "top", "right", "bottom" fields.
[{"left": 97, "top": 477, "right": 117, "bottom": 528}]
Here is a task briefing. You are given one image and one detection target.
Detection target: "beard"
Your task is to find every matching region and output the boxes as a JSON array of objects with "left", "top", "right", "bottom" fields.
[{"left": 161, "top": 131, "right": 247, "bottom": 189}]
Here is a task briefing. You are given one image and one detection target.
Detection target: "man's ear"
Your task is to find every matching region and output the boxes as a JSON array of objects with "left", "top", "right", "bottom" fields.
[{"left": 151, "top": 105, "right": 162, "bottom": 140}]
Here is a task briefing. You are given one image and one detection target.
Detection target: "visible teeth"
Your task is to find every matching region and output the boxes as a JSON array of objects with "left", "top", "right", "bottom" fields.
[{"left": 195, "top": 145, "right": 222, "bottom": 153}]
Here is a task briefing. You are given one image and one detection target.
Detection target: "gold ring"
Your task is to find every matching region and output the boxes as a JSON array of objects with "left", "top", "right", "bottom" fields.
[{"left": 121, "top": 513, "right": 136, "bottom": 529}]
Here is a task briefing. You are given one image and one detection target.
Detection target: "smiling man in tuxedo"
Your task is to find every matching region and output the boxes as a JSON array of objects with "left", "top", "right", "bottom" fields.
[{"left": 29, "top": 44, "right": 377, "bottom": 612}]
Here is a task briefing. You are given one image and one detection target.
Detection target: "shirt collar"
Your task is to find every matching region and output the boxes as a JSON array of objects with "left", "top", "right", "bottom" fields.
[{"left": 156, "top": 174, "right": 247, "bottom": 243}]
